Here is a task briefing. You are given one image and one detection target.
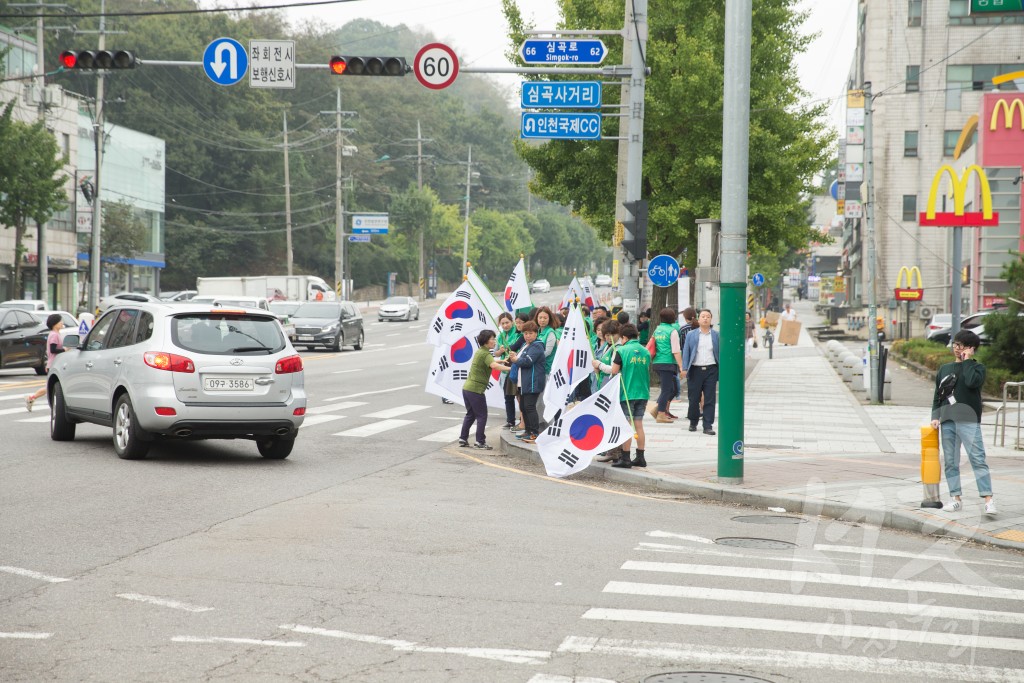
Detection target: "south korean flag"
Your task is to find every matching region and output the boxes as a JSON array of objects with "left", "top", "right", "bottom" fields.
[
  {"left": 579, "top": 276, "right": 596, "bottom": 310},
  {"left": 542, "top": 304, "right": 593, "bottom": 421},
  {"left": 559, "top": 276, "right": 586, "bottom": 310},
  {"left": 424, "top": 335, "right": 506, "bottom": 408},
  {"left": 536, "top": 379, "right": 632, "bottom": 478},
  {"left": 502, "top": 258, "right": 533, "bottom": 312},
  {"left": 426, "top": 281, "right": 494, "bottom": 347}
]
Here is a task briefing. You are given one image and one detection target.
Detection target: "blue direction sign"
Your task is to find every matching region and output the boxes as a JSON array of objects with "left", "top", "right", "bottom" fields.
[
  {"left": 752, "top": 272, "right": 766, "bottom": 287},
  {"left": 647, "top": 254, "right": 680, "bottom": 288},
  {"left": 521, "top": 112, "right": 601, "bottom": 140},
  {"left": 521, "top": 81, "right": 602, "bottom": 109},
  {"left": 348, "top": 235, "right": 371, "bottom": 243},
  {"left": 203, "top": 37, "right": 248, "bottom": 86},
  {"left": 519, "top": 39, "right": 607, "bottom": 65}
]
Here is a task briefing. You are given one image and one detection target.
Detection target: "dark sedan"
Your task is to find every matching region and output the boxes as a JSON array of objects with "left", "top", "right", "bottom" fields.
[
  {"left": 291, "top": 301, "right": 365, "bottom": 352},
  {"left": 0, "top": 308, "right": 48, "bottom": 374}
]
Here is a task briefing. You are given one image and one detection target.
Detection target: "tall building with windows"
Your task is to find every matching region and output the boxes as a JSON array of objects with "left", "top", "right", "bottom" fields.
[{"left": 843, "top": 1, "right": 1024, "bottom": 326}]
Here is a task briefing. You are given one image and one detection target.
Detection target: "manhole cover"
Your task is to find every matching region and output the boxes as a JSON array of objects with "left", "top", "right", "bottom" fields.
[
  {"left": 643, "top": 673, "right": 776, "bottom": 683},
  {"left": 715, "top": 537, "right": 797, "bottom": 549},
  {"left": 731, "top": 515, "right": 806, "bottom": 525}
]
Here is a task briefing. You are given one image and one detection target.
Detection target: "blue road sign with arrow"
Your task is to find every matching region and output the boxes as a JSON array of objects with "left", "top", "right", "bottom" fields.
[
  {"left": 203, "top": 37, "right": 248, "bottom": 86},
  {"left": 519, "top": 39, "right": 607, "bottom": 65},
  {"left": 752, "top": 272, "right": 766, "bottom": 287},
  {"left": 647, "top": 254, "right": 680, "bottom": 288},
  {"left": 348, "top": 235, "right": 371, "bottom": 243}
]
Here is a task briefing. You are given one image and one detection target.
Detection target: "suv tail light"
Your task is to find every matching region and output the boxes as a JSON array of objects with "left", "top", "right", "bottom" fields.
[
  {"left": 144, "top": 351, "right": 195, "bottom": 373},
  {"left": 275, "top": 355, "right": 303, "bottom": 374}
]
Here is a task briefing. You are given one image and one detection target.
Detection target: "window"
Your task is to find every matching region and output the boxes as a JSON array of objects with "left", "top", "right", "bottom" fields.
[
  {"left": 908, "top": 0, "right": 922, "bottom": 26},
  {"left": 949, "top": 0, "right": 968, "bottom": 18},
  {"left": 131, "top": 311, "right": 154, "bottom": 345},
  {"left": 107, "top": 309, "right": 141, "bottom": 349},
  {"left": 906, "top": 65, "right": 920, "bottom": 93},
  {"left": 947, "top": 63, "right": 1024, "bottom": 109},
  {"left": 903, "top": 195, "right": 917, "bottom": 222},
  {"left": 84, "top": 312, "right": 116, "bottom": 351},
  {"left": 904, "top": 131, "right": 919, "bottom": 157},
  {"left": 943, "top": 130, "right": 961, "bottom": 157}
]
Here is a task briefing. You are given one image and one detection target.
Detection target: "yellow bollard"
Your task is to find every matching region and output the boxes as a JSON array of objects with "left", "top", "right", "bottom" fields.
[{"left": 920, "top": 425, "right": 942, "bottom": 509}]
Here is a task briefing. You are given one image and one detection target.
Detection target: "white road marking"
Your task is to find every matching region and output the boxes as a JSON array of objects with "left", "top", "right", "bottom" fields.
[
  {"left": 0, "top": 566, "right": 71, "bottom": 583},
  {"left": 0, "top": 406, "right": 33, "bottom": 416},
  {"left": 583, "top": 608, "right": 1024, "bottom": 653},
  {"left": 646, "top": 530, "right": 715, "bottom": 544},
  {"left": 409, "top": 325, "right": 425, "bottom": 330},
  {"left": 418, "top": 425, "right": 463, "bottom": 442},
  {"left": 365, "top": 404, "right": 430, "bottom": 419},
  {"left": 0, "top": 393, "right": 34, "bottom": 402},
  {"left": 396, "top": 361, "right": 418, "bottom": 366},
  {"left": 117, "top": 593, "right": 214, "bottom": 613},
  {"left": 635, "top": 543, "right": 861, "bottom": 566},
  {"left": 331, "top": 369, "right": 363, "bottom": 374},
  {"left": 363, "top": 343, "right": 386, "bottom": 347},
  {"left": 333, "top": 419, "right": 416, "bottom": 438},
  {"left": 386, "top": 333, "right": 400, "bottom": 337},
  {"left": 17, "top": 416, "right": 51, "bottom": 423},
  {"left": 557, "top": 636, "right": 1024, "bottom": 683},
  {"left": 299, "top": 415, "right": 346, "bottom": 428},
  {"left": 325, "top": 384, "right": 418, "bottom": 402},
  {"left": 815, "top": 544, "right": 1023, "bottom": 568},
  {"left": 603, "top": 581, "right": 1024, "bottom": 624},
  {"left": 528, "top": 676, "right": 618, "bottom": 683},
  {"left": 622, "top": 561, "right": 1024, "bottom": 601},
  {"left": 172, "top": 636, "right": 304, "bottom": 647},
  {"left": 280, "top": 624, "right": 549, "bottom": 665},
  {"left": 306, "top": 401, "right": 366, "bottom": 415},
  {"left": 0, "top": 632, "right": 52, "bottom": 639}
]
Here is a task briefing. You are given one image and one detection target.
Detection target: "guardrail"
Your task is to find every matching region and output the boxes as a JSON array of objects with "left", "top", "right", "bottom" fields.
[{"left": 994, "top": 381, "right": 1024, "bottom": 448}]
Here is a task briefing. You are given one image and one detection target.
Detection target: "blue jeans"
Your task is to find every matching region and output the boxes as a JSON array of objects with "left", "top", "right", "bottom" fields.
[{"left": 940, "top": 420, "right": 993, "bottom": 497}]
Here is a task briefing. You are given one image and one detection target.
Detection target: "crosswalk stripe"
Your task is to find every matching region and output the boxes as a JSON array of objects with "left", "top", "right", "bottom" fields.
[
  {"left": 0, "top": 393, "right": 31, "bottom": 402},
  {"left": 621, "top": 560, "right": 1024, "bottom": 601},
  {"left": 333, "top": 419, "right": 415, "bottom": 438},
  {"left": 582, "top": 608, "right": 1024, "bottom": 653},
  {"left": 603, "top": 581, "right": 1024, "bottom": 625},
  {"left": 418, "top": 425, "right": 463, "bottom": 443},
  {"left": 17, "top": 416, "right": 50, "bottom": 423},
  {"left": 527, "top": 675, "right": 617, "bottom": 683},
  {"left": 365, "top": 404, "right": 430, "bottom": 419},
  {"left": 299, "top": 415, "right": 346, "bottom": 428},
  {"left": 306, "top": 401, "right": 366, "bottom": 415},
  {"left": 557, "top": 636, "right": 1024, "bottom": 683},
  {"left": 635, "top": 543, "right": 862, "bottom": 566},
  {"left": 646, "top": 530, "right": 715, "bottom": 544},
  {"left": 815, "top": 544, "right": 1023, "bottom": 568},
  {"left": 0, "top": 405, "right": 32, "bottom": 416}
]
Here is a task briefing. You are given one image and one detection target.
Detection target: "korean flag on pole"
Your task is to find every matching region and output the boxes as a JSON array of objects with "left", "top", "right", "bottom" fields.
[
  {"left": 579, "top": 276, "right": 596, "bottom": 310},
  {"left": 536, "top": 379, "right": 632, "bottom": 478},
  {"left": 424, "top": 336, "right": 506, "bottom": 408},
  {"left": 502, "top": 258, "right": 533, "bottom": 313},
  {"left": 559, "top": 276, "right": 586, "bottom": 310},
  {"left": 466, "top": 267, "right": 504, "bottom": 322},
  {"left": 542, "top": 305, "right": 593, "bottom": 421},
  {"left": 426, "top": 281, "right": 493, "bottom": 347}
]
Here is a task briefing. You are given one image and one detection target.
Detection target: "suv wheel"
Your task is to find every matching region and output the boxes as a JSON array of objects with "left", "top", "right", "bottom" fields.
[
  {"left": 50, "top": 382, "right": 76, "bottom": 441},
  {"left": 257, "top": 436, "right": 294, "bottom": 459},
  {"left": 331, "top": 332, "right": 344, "bottom": 352},
  {"left": 354, "top": 330, "right": 364, "bottom": 350},
  {"left": 113, "top": 394, "right": 151, "bottom": 460}
]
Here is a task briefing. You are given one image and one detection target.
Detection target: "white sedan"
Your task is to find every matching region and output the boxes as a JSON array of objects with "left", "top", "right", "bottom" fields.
[
  {"left": 378, "top": 296, "right": 419, "bottom": 322},
  {"left": 530, "top": 279, "right": 551, "bottom": 293}
]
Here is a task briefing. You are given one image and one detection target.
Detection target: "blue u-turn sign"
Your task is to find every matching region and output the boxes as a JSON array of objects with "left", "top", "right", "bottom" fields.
[{"left": 203, "top": 37, "right": 248, "bottom": 86}]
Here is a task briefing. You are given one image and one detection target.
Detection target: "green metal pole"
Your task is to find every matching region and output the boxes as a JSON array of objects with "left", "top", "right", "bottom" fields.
[{"left": 718, "top": 282, "right": 745, "bottom": 481}]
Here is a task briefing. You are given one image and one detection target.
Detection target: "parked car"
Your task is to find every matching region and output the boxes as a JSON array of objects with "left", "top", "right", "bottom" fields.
[
  {"left": 31, "top": 310, "right": 81, "bottom": 344},
  {"left": 530, "top": 279, "right": 551, "bottom": 293},
  {"left": 48, "top": 302, "right": 306, "bottom": 460},
  {"left": 1, "top": 299, "right": 48, "bottom": 311},
  {"left": 378, "top": 296, "right": 419, "bottom": 322},
  {"left": 159, "top": 290, "right": 197, "bottom": 302},
  {"left": 291, "top": 301, "right": 364, "bottom": 352},
  {"left": 594, "top": 274, "right": 613, "bottom": 287},
  {"left": 925, "top": 312, "right": 952, "bottom": 341},
  {"left": 0, "top": 308, "right": 48, "bottom": 374},
  {"left": 98, "top": 291, "right": 162, "bottom": 311},
  {"left": 189, "top": 295, "right": 271, "bottom": 311}
]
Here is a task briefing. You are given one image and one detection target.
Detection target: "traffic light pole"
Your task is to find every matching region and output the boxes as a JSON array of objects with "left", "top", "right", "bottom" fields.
[
  {"left": 35, "top": 7, "right": 48, "bottom": 304},
  {"left": 864, "top": 82, "right": 880, "bottom": 404},
  {"left": 88, "top": 3, "right": 106, "bottom": 314}
]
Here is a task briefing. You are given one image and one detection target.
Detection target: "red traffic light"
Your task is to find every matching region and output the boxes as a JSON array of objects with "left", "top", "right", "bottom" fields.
[
  {"left": 58, "top": 50, "right": 136, "bottom": 70},
  {"left": 328, "top": 56, "right": 407, "bottom": 77},
  {"left": 59, "top": 51, "right": 77, "bottom": 68},
  {"left": 329, "top": 56, "right": 347, "bottom": 75}
]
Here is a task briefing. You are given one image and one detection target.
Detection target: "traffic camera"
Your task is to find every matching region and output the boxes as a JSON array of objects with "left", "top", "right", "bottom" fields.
[
  {"left": 620, "top": 199, "right": 648, "bottom": 261},
  {"left": 328, "top": 56, "right": 408, "bottom": 76},
  {"left": 59, "top": 50, "right": 137, "bottom": 70}
]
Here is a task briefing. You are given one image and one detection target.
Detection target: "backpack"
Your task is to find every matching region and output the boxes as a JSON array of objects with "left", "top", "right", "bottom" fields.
[{"left": 937, "top": 372, "right": 957, "bottom": 403}]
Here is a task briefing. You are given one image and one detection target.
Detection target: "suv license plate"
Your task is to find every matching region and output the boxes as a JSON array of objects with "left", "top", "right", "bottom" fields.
[
  {"left": 203, "top": 377, "right": 254, "bottom": 391},
  {"left": 297, "top": 335, "right": 314, "bottom": 341}
]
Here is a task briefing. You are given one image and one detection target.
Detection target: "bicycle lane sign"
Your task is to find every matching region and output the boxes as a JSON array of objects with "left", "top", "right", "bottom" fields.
[{"left": 646, "top": 254, "right": 680, "bottom": 288}]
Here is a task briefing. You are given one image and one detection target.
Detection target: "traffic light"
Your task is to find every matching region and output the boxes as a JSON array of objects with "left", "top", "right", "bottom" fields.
[
  {"left": 620, "top": 199, "right": 648, "bottom": 261},
  {"left": 328, "top": 56, "right": 408, "bottom": 76},
  {"left": 59, "top": 50, "right": 136, "bottom": 70}
]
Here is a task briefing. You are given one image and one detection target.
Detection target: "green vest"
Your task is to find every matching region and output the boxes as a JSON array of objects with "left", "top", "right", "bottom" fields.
[
  {"left": 595, "top": 343, "right": 615, "bottom": 388},
  {"left": 496, "top": 328, "right": 521, "bottom": 361},
  {"left": 538, "top": 326, "right": 556, "bottom": 372},
  {"left": 653, "top": 322, "right": 680, "bottom": 365},
  {"left": 616, "top": 339, "right": 651, "bottom": 401}
]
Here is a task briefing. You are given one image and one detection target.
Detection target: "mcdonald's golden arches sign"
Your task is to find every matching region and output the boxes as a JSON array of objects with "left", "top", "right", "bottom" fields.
[
  {"left": 918, "top": 165, "right": 999, "bottom": 228},
  {"left": 894, "top": 266, "right": 924, "bottom": 302}
]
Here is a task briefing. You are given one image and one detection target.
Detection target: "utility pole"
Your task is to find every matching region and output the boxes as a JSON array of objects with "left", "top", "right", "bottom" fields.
[
  {"left": 415, "top": 120, "right": 432, "bottom": 300},
  {"left": 320, "top": 89, "right": 355, "bottom": 299},
  {"left": 613, "top": 0, "right": 647, "bottom": 317},
  {"left": 88, "top": 0, "right": 106, "bottom": 313},
  {"left": 34, "top": 5, "right": 48, "bottom": 304},
  {"left": 461, "top": 145, "right": 472, "bottom": 278},
  {"left": 717, "top": 0, "right": 752, "bottom": 485},
  {"left": 864, "top": 82, "right": 880, "bottom": 404},
  {"left": 283, "top": 111, "right": 293, "bottom": 276}
]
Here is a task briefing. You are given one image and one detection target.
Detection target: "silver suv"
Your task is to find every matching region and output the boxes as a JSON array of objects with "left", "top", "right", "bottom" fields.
[{"left": 48, "top": 303, "right": 306, "bottom": 460}]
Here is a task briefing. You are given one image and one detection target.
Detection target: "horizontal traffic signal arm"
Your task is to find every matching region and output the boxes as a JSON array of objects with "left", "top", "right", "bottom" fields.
[
  {"left": 59, "top": 50, "right": 137, "bottom": 70},
  {"left": 328, "top": 56, "right": 408, "bottom": 76}
]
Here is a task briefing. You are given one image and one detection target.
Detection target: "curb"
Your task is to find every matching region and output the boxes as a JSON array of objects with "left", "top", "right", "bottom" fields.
[{"left": 499, "top": 432, "right": 1024, "bottom": 553}]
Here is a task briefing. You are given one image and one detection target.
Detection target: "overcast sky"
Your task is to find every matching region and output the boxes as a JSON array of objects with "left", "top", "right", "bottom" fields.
[{"left": 273, "top": 0, "right": 858, "bottom": 130}]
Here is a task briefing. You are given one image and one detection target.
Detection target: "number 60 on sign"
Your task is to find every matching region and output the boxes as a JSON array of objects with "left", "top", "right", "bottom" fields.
[{"left": 414, "top": 42, "right": 459, "bottom": 90}]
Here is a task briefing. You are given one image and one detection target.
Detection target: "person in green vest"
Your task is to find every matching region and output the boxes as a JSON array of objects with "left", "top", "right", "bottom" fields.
[
  {"left": 495, "top": 312, "right": 523, "bottom": 429},
  {"left": 637, "top": 308, "right": 652, "bottom": 346},
  {"left": 531, "top": 306, "right": 560, "bottom": 373},
  {"left": 596, "top": 323, "right": 650, "bottom": 469},
  {"left": 649, "top": 307, "right": 683, "bottom": 424}
]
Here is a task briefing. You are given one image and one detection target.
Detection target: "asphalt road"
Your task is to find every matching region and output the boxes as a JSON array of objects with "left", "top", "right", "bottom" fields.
[{"left": 2, "top": 297, "right": 1023, "bottom": 682}]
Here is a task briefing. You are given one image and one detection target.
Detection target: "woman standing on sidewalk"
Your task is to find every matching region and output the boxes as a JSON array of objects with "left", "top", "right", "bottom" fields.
[
  {"left": 532, "top": 307, "right": 560, "bottom": 373},
  {"left": 509, "top": 321, "right": 546, "bottom": 444},
  {"left": 649, "top": 308, "right": 682, "bottom": 423},
  {"left": 459, "top": 329, "right": 510, "bottom": 450},
  {"left": 495, "top": 313, "right": 523, "bottom": 429}
]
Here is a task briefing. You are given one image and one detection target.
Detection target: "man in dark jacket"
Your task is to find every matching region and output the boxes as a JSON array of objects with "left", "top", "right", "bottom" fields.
[
  {"left": 510, "top": 321, "right": 547, "bottom": 444},
  {"left": 930, "top": 329, "right": 995, "bottom": 515}
]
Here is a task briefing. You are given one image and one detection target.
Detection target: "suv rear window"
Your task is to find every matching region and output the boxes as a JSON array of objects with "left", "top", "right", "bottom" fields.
[{"left": 172, "top": 313, "right": 285, "bottom": 355}]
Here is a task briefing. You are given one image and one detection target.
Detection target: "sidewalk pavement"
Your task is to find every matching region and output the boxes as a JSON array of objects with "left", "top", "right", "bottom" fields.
[{"left": 500, "top": 299, "right": 1024, "bottom": 552}]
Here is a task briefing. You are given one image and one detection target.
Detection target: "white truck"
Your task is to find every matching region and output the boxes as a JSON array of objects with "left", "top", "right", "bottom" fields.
[{"left": 195, "top": 275, "right": 335, "bottom": 302}]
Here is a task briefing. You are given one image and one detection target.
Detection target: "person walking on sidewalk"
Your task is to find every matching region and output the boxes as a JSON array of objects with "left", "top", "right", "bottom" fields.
[
  {"left": 649, "top": 308, "right": 683, "bottom": 423},
  {"left": 459, "top": 329, "right": 511, "bottom": 450},
  {"left": 599, "top": 323, "right": 650, "bottom": 469},
  {"left": 509, "top": 321, "right": 546, "bottom": 444},
  {"left": 744, "top": 312, "right": 757, "bottom": 357},
  {"left": 930, "top": 329, "right": 996, "bottom": 515},
  {"left": 682, "top": 309, "right": 720, "bottom": 435}
]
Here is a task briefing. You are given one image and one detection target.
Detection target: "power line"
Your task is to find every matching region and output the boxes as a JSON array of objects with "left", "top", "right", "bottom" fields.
[{"left": 0, "top": 0, "right": 360, "bottom": 20}]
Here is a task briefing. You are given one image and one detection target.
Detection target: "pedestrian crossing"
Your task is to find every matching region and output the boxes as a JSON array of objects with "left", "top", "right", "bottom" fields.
[{"left": 552, "top": 528, "right": 1024, "bottom": 682}]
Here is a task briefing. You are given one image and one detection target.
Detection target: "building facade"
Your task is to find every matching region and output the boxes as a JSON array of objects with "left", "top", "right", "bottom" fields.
[{"left": 843, "top": 0, "right": 1024, "bottom": 329}]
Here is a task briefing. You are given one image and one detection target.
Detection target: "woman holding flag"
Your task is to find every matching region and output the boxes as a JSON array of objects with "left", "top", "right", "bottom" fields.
[
  {"left": 496, "top": 312, "right": 523, "bottom": 429},
  {"left": 459, "top": 329, "right": 511, "bottom": 450},
  {"left": 594, "top": 324, "right": 650, "bottom": 469}
]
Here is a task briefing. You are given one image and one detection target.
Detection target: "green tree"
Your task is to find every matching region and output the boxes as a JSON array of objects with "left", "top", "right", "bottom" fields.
[
  {"left": 981, "top": 255, "right": 1024, "bottom": 376},
  {"left": 0, "top": 102, "right": 69, "bottom": 296},
  {"left": 101, "top": 200, "right": 147, "bottom": 285}
]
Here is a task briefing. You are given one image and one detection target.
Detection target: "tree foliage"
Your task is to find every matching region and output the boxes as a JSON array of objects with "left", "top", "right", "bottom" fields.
[{"left": 981, "top": 255, "right": 1024, "bottom": 376}]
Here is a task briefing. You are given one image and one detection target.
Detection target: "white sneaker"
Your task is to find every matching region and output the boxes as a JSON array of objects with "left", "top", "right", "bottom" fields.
[
  {"left": 985, "top": 500, "right": 997, "bottom": 516},
  {"left": 946, "top": 498, "right": 962, "bottom": 512},
  {"left": 24, "top": 396, "right": 34, "bottom": 412}
]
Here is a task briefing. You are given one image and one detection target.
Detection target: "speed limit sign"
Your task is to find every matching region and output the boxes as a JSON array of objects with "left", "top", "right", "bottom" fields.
[{"left": 414, "top": 42, "right": 459, "bottom": 90}]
